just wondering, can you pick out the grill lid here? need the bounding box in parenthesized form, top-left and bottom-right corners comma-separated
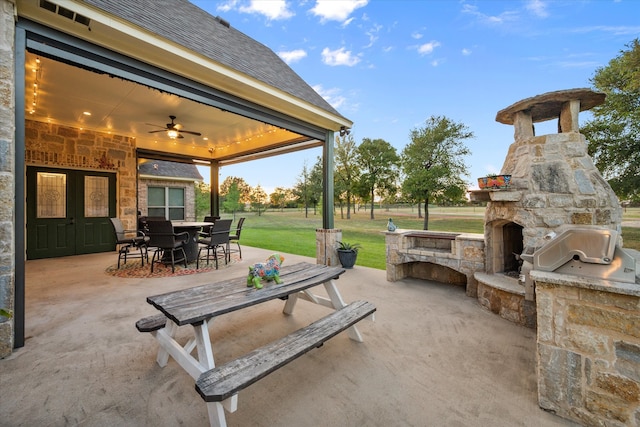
(533, 227, 637, 284)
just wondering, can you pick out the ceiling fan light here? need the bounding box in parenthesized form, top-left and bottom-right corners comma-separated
(167, 129, 179, 139)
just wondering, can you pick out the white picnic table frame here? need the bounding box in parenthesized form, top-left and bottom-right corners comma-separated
(143, 262, 364, 427)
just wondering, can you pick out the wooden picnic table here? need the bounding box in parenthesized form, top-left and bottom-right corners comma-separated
(138, 261, 374, 427)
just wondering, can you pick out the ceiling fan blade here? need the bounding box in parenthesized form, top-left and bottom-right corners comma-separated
(177, 134, 185, 139)
(178, 130, 202, 136)
(145, 123, 166, 128)
(148, 129, 167, 134)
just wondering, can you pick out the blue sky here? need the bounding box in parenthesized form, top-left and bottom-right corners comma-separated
(191, 0, 640, 195)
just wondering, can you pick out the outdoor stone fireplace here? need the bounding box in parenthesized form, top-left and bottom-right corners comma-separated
(387, 88, 639, 426)
(471, 88, 623, 327)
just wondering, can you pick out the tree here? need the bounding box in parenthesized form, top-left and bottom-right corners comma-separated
(334, 133, 359, 219)
(222, 181, 243, 219)
(401, 116, 473, 230)
(249, 185, 268, 216)
(220, 176, 251, 203)
(270, 187, 294, 211)
(194, 182, 210, 220)
(293, 162, 312, 217)
(356, 138, 399, 219)
(583, 39, 640, 202)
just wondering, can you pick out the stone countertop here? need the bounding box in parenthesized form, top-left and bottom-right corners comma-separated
(531, 269, 640, 297)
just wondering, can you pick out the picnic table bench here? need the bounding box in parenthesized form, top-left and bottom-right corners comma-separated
(137, 261, 375, 427)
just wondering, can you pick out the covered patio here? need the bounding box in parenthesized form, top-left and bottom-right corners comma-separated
(0, 247, 576, 426)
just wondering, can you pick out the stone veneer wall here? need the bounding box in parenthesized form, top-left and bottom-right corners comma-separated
(24, 120, 138, 229)
(0, 0, 16, 358)
(533, 270, 640, 426)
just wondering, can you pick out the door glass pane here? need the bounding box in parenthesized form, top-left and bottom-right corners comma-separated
(37, 172, 66, 218)
(84, 176, 109, 217)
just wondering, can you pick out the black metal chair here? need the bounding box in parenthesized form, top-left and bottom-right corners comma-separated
(109, 218, 149, 268)
(199, 216, 219, 238)
(227, 217, 245, 260)
(146, 220, 189, 273)
(196, 219, 232, 269)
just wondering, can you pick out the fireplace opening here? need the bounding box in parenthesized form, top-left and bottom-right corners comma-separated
(503, 223, 524, 277)
(488, 220, 523, 276)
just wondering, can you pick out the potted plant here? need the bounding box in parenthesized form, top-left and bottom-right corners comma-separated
(336, 241, 361, 269)
(477, 174, 511, 189)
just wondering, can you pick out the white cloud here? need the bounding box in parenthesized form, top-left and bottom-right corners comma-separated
(321, 47, 361, 66)
(417, 41, 441, 55)
(461, 3, 519, 26)
(238, 0, 294, 20)
(278, 49, 308, 64)
(412, 31, 423, 40)
(310, 0, 368, 23)
(525, 0, 549, 18)
(462, 48, 472, 56)
(312, 84, 347, 110)
(216, 0, 238, 13)
(364, 24, 383, 48)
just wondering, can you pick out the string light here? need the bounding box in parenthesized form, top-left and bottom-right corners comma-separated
(30, 58, 41, 114)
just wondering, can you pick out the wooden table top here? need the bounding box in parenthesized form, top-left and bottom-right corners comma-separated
(146, 262, 345, 326)
(171, 221, 214, 228)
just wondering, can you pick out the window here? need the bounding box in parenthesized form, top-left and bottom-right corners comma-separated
(148, 186, 185, 220)
(36, 172, 66, 218)
(84, 176, 109, 217)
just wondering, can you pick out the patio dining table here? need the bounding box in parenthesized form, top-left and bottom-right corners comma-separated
(170, 221, 213, 263)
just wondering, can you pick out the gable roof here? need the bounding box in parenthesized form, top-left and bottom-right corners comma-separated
(83, 0, 342, 118)
(138, 159, 204, 181)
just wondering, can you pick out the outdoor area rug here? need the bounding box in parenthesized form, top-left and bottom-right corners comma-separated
(105, 255, 241, 279)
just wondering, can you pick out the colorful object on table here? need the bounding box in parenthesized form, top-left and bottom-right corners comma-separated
(247, 253, 285, 289)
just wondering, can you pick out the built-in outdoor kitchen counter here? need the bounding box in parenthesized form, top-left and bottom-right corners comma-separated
(385, 229, 485, 297)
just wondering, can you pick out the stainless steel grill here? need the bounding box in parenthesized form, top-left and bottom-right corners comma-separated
(530, 227, 638, 284)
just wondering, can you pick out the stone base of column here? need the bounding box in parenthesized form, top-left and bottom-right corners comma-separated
(316, 228, 342, 266)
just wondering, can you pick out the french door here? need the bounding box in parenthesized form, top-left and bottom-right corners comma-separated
(26, 167, 117, 259)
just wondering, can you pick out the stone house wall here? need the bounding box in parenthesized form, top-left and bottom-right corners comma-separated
(0, 0, 16, 358)
(24, 120, 138, 229)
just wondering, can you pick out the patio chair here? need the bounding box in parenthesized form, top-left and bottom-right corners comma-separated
(227, 217, 245, 260)
(199, 215, 220, 237)
(196, 219, 232, 269)
(146, 220, 189, 273)
(109, 218, 150, 268)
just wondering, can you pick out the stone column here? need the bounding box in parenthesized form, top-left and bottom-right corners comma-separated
(316, 228, 341, 266)
(0, 0, 16, 358)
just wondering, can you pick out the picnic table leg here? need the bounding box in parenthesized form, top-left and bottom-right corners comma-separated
(323, 280, 364, 342)
(156, 320, 178, 367)
(282, 292, 299, 315)
(194, 320, 232, 427)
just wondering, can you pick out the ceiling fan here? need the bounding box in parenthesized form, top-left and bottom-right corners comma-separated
(147, 115, 202, 139)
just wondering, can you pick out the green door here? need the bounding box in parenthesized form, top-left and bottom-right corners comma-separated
(26, 167, 117, 259)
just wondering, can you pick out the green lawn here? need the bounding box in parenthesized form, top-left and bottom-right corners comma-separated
(227, 207, 639, 270)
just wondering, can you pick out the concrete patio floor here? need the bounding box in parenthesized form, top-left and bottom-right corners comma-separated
(0, 246, 578, 427)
